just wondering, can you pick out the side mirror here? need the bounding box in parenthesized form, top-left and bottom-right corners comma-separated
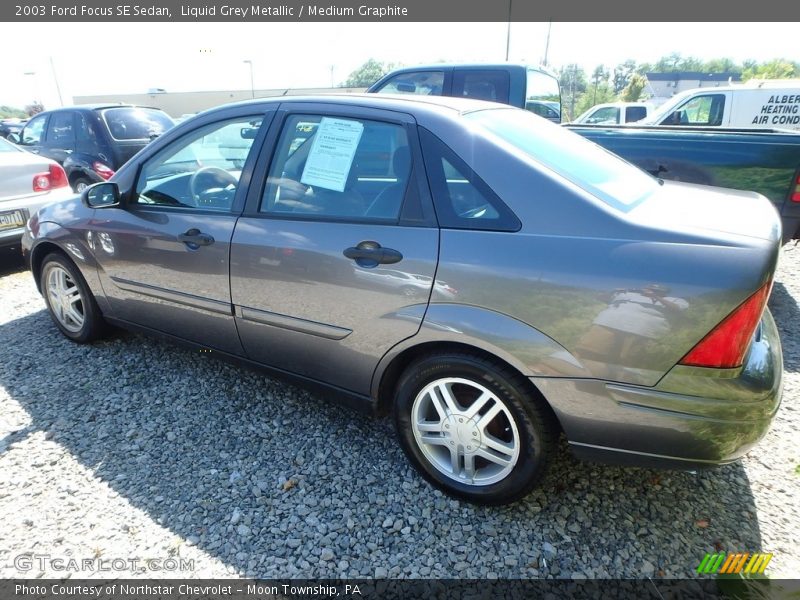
(396, 82, 417, 93)
(82, 182, 120, 208)
(7, 133, 20, 144)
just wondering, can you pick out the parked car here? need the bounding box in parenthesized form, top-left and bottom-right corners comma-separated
(22, 95, 782, 505)
(641, 82, 800, 130)
(11, 104, 174, 193)
(572, 102, 652, 125)
(372, 63, 800, 242)
(0, 118, 27, 140)
(0, 137, 73, 250)
(368, 63, 562, 123)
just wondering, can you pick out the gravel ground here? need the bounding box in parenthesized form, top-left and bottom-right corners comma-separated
(0, 245, 798, 580)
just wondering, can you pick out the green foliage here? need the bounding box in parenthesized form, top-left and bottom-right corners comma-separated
(341, 59, 395, 88)
(0, 105, 27, 119)
(742, 59, 799, 81)
(620, 74, 647, 102)
(25, 102, 45, 117)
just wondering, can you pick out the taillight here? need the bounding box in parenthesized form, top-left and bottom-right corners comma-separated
(92, 161, 115, 180)
(32, 164, 68, 192)
(679, 281, 772, 369)
(791, 173, 800, 203)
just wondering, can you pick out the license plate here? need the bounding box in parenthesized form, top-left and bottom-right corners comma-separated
(0, 209, 27, 230)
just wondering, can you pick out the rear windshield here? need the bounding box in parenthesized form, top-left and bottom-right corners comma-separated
(464, 108, 658, 210)
(101, 107, 173, 141)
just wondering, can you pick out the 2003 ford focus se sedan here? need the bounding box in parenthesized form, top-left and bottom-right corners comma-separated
(22, 95, 783, 505)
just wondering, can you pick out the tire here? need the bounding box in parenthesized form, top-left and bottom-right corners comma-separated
(393, 352, 556, 505)
(72, 177, 92, 193)
(40, 252, 107, 343)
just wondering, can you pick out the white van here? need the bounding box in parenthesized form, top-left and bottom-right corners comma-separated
(572, 102, 653, 125)
(643, 82, 800, 130)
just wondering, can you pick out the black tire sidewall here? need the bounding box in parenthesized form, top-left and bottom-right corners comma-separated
(394, 354, 549, 505)
(41, 253, 102, 343)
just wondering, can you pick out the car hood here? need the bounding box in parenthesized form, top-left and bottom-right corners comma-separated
(629, 180, 782, 244)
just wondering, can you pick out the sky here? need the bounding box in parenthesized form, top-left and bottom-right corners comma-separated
(0, 22, 798, 110)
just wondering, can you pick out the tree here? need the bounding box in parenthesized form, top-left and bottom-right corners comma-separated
(24, 102, 44, 117)
(575, 83, 616, 116)
(0, 105, 27, 119)
(591, 65, 610, 105)
(702, 57, 740, 74)
(342, 59, 394, 88)
(620, 74, 647, 102)
(742, 59, 798, 81)
(558, 64, 588, 121)
(613, 59, 637, 94)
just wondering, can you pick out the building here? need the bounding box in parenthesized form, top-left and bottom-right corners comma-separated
(73, 87, 367, 118)
(644, 72, 742, 106)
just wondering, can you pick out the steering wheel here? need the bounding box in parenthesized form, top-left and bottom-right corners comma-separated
(188, 166, 238, 206)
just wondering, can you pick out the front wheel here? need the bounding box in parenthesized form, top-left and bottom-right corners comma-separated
(393, 352, 556, 505)
(72, 177, 92, 194)
(40, 253, 107, 343)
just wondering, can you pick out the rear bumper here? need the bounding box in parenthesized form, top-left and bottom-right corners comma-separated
(533, 309, 783, 469)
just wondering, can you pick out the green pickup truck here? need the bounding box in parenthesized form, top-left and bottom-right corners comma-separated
(369, 63, 800, 242)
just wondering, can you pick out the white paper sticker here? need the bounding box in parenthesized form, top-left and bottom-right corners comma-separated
(300, 118, 364, 192)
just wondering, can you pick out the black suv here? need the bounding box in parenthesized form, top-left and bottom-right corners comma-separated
(13, 105, 174, 192)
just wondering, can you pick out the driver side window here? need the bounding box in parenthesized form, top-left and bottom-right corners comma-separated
(135, 117, 260, 211)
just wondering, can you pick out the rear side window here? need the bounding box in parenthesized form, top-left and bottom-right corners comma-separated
(76, 114, 101, 154)
(453, 70, 510, 104)
(373, 71, 445, 96)
(625, 106, 648, 123)
(101, 107, 173, 140)
(419, 127, 520, 231)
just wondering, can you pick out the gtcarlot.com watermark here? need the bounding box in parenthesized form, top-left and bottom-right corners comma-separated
(13, 553, 195, 573)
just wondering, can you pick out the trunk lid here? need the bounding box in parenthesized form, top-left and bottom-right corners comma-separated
(629, 180, 782, 244)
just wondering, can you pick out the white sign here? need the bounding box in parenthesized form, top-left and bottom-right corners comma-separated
(301, 118, 364, 192)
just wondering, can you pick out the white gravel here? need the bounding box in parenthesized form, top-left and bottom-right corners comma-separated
(0, 245, 798, 579)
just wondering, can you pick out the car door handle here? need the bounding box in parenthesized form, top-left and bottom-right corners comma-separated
(343, 241, 403, 265)
(178, 228, 214, 247)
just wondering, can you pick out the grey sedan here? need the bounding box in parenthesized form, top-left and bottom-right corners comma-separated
(0, 137, 74, 250)
(21, 95, 783, 505)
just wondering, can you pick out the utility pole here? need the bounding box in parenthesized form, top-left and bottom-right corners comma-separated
(505, 0, 512, 61)
(543, 21, 552, 66)
(49, 57, 64, 106)
(243, 60, 254, 99)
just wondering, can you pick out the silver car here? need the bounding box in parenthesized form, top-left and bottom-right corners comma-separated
(22, 95, 783, 505)
(0, 137, 74, 250)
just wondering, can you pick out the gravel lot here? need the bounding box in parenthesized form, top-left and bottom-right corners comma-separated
(0, 245, 798, 580)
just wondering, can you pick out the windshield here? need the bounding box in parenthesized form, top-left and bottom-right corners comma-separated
(465, 108, 658, 210)
(101, 107, 174, 140)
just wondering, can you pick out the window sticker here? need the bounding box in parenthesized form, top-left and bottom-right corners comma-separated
(300, 117, 364, 192)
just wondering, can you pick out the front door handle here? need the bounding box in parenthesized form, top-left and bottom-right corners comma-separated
(178, 228, 214, 248)
(343, 241, 403, 267)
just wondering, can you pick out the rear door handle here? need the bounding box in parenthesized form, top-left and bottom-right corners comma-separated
(343, 241, 403, 266)
(178, 228, 215, 248)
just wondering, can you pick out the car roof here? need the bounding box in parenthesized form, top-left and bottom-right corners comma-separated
(35, 104, 162, 115)
(379, 62, 535, 72)
(197, 93, 511, 120)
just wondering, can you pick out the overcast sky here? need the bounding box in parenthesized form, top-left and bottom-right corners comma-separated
(1, 22, 798, 109)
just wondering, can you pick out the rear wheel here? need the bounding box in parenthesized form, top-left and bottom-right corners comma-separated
(393, 352, 556, 505)
(40, 253, 107, 343)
